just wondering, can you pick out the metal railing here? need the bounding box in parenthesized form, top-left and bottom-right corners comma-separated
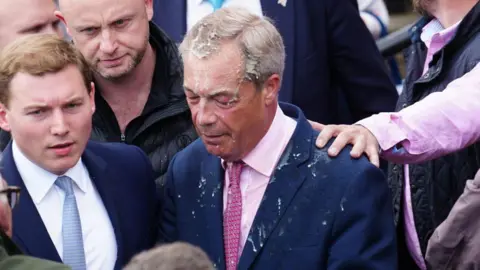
(376, 23, 413, 58)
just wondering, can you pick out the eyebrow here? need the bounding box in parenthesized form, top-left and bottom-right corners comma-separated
(19, 22, 46, 34)
(23, 96, 84, 111)
(65, 97, 84, 104)
(23, 104, 49, 112)
(107, 12, 135, 24)
(21, 15, 61, 32)
(74, 11, 135, 30)
(184, 87, 196, 94)
(73, 22, 99, 32)
(184, 87, 236, 98)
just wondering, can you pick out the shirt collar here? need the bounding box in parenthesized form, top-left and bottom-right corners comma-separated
(222, 105, 295, 177)
(12, 140, 88, 204)
(420, 18, 462, 45)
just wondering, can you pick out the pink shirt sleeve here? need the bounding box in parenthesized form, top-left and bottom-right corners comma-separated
(358, 62, 480, 164)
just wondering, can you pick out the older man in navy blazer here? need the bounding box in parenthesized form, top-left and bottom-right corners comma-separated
(152, 0, 398, 124)
(159, 8, 397, 270)
(0, 35, 157, 270)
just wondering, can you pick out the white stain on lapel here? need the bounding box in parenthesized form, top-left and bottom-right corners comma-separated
(278, 0, 287, 7)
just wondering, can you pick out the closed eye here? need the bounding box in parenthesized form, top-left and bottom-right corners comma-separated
(215, 98, 237, 108)
(187, 95, 200, 102)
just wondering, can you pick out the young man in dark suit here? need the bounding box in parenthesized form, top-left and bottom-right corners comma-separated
(0, 34, 157, 270)
(159, 8, 397, 270)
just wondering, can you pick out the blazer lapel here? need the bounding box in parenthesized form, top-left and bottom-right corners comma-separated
(197, 156, 226, 269)
(261, 0, 295, 103)
(238, 105, 313, 270)
(1, 143, 61, 262)
(81, 144, 124, 269)
(152, 0, 187, 43)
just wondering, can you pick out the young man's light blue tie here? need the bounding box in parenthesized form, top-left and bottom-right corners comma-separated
(207, 0, 224, 10)
(56, 176, 87, 270)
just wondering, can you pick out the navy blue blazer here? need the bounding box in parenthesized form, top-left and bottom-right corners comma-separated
(152, 0, 398, 124)
(159, 103, 397, 269)
(1, 141, 158, 269)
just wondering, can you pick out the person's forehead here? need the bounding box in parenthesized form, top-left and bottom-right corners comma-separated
(9, 66, 86, 103)
(185, 43, 244, 75)
(59, 0, 140, 17)
(0, 0, 56, 26)
(186, 57, 243, 89)
(184, 59, 242, 89)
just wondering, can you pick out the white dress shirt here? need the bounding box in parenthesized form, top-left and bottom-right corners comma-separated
(187, 0, 263, 30)
(12, 141, 117, 270)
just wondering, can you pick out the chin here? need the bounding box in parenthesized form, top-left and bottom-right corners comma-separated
(204, 144, 229, 158)
(205, 144, 222, 156)
(207, 147, 240, 162)
(96, 64, 130, 79)
(100, 70, 129, 80)
(48, 166, 73, 175)
(49, 157, 80, 175)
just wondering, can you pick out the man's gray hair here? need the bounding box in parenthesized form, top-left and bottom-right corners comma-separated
(179, 7, 285, 88)
(123, 242, 214, 270)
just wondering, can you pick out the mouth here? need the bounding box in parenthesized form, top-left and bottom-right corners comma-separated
(48, 142, 75, 157)
(102, 56, 123, 61)
(201, 133, 226, 146)
(202, 133, 224, 138)
(100, 56, 125, 67)
(49, 142, 74, 149)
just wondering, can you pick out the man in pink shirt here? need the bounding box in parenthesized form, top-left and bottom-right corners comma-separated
(158, 7, 397, 270)
(315, 0, 480, 269)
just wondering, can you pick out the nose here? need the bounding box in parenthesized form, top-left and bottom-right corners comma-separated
(99, 30, 117, 55)
(50, 110, 69, 137)
(196, 100, 217, 127)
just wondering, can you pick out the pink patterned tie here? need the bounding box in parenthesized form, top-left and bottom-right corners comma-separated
(224, 161, 244, 270)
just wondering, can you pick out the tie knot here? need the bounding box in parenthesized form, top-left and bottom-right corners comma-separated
(207, 0, 224, 10)
(227, 161, 244, 186)
(230, 160, 244, 168)
(55, 176, 74, 196)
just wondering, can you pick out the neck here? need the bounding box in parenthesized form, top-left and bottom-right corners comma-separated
(95, 44, 156, 100)
(432, 0, 477, 27)
(237, 103, 277, 161)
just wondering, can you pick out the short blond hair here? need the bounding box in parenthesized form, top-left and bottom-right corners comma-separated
(0, 34, 92, 107)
